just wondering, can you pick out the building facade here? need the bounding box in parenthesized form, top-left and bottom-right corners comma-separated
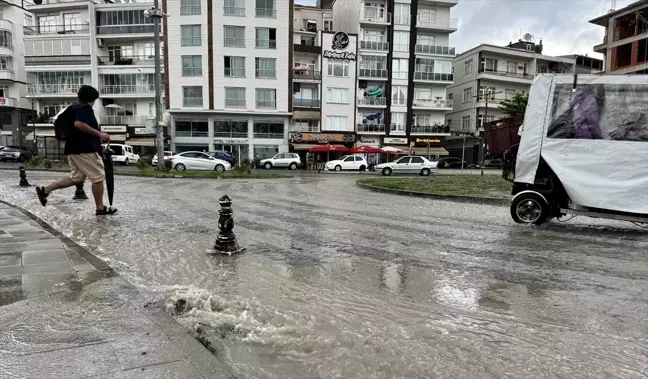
(0, 0, 33, 147)
(24, 0, 162, 156)
(164, 0, 291, 162)
(591, 0, 648, 74)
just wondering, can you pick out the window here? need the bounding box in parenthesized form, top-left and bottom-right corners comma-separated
(138, 43, 155, 58)
(327, 88, 349, 103)
(256, 0, 276, 17)
(414, 88, 431, 102)
(461, 116, 471, 131)
(254, 145, 279, 159)
(327, 60, 349, 77)
(478, 115, 496, 127)
(214, 120, 248, 138)
(463, 87, 472, 103)
(255, 58, 276, 78)
(393, 31, 409, 52)
(107, 45, 133, 61)
(0, 56, 10, 70)
(324, 20, 332, 31)
(435, 60, 452, 74)
(0, 85, 8, 98)
(183, 86, 203, 107)
(481, 58, 497, 72)
(224, 0, 245, 16)
(396, 157, 410, 164)
(63, 13, 83, 31)
(0, 31, 11, 49)
(410, 157, 424, 164)
(325, 116, 348, 131)
(506, 61, 517, 74)
(505, 89, 515, 100)
(392, 86, 407, 105)
(255, 28, 276, 49)
(256, 88, 276, 109)
(24, 14, 34, 27)
(181, 25, 201, 46)
(360, 55, 387, 70)
(225, 87, 246, 107)
(253, 121, 283, 138)
(224, 56, 245, 77)
(37, 15, 57, 33)
(181, 0, 201, 15)
(363, 30, 385, 42)
(392, 58, 408, 79)
(394, 4, 410, 25)
(479, 86, 496, 100)
(181, 56, 202, 76)
(224, 26, 245, 47)
(447, 93, 453, 100)
(417, 34, 434, 46)
(391, 112, 406, 132)
(464, 59, 472, 74)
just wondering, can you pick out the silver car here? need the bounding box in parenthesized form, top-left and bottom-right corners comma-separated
(375, 156, 438, 176)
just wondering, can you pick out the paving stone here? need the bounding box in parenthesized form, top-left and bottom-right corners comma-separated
(22, 239, 66, 251)
(0, 252, 20, 267)
(169, 333, 237, 379)
(22, 249, 70, 265)
(21, 272, 77, 298)
(112, 333, 186, 371)
(123, 361, 204, 379)
(0, 275, 23, 306)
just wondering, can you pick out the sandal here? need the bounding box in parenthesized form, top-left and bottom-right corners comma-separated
(36, 186, 48, 206)
(96, 206, 118, 216)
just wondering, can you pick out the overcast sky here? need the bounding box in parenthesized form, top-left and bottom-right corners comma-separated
(296, 0, 636, 57)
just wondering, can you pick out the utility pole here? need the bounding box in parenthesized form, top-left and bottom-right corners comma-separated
(476, 90, 503, 168)
(145, 2, 164, 170)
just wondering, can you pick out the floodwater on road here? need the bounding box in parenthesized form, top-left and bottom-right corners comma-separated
(1, 172, 647, 379)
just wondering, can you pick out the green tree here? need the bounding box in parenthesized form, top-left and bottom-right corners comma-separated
(499, 91, 528, 118)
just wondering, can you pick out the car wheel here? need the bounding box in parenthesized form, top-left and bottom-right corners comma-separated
(214, 164, 225, 173)
(289, 162, 298, 170)
(421, 168, 431, 176)
(334, 165, 342, 172)
(264, 162, 272, 170)
(510, 192, 549, 225)
(175, 163, 186, 171)
(382, 167, 392, 176)
(359, 165, 366, 172)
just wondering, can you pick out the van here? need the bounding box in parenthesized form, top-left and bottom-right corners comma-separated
(103, 144, 140, 166)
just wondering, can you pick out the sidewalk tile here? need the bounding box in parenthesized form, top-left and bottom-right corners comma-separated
(123, 361, 203, 379)
(169, 333, 236, 379)
(0, 252, 20, 267)
(112, 334, 185, 370)
(22, 249, 70, 265)
(21, 272, 77, 297)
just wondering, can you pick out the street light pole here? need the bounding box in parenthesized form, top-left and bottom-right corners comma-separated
(146, 2, 164, 170)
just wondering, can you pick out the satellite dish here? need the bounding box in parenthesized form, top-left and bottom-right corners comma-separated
(523, 33, 534, 42)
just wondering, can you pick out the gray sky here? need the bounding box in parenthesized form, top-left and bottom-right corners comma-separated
(296, 0, 635, 57)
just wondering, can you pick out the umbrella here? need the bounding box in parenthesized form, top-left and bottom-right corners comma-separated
(309, 144, 349, 153)
(349, 145, 384, 154)
(382, 146, 408, 155)
(103, 143, 115, 207)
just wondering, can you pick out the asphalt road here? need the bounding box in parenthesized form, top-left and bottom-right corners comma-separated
(1, 171, 646, 379)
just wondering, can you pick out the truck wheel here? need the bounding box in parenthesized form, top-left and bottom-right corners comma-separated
(511, 193, 549, 225)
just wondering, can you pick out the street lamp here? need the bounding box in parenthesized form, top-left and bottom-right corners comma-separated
(144, 3, 165, 170)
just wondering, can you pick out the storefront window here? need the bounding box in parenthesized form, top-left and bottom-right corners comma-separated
(175, 144, 209, 152)
(253, 121, 283, 139)
(214, 120, 248, 138)
(214, 143, 250, 163)
(175, 120, 208, 137)
(253, 145, 279, 159)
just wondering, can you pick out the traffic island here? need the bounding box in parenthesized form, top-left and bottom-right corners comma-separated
(357, 176, 512, 205)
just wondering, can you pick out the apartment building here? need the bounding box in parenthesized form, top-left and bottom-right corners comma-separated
(330, 0, 457, 156)
(446, 40, 575, 133)
(0, 0, 32, 147)
(24, 0, 163, 156)
(164, 0, 291, 163)
(591, 0, 648, 74)
(559, 54, 604, 74)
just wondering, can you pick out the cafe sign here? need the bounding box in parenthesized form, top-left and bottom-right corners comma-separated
(290, 132, 355, 143)
(213, 138, 249, 145)
(101, 125, 127, 133)
(384, 137, 408, 145)
(323, 32, 356, 61)
(412, 137, 445, 146)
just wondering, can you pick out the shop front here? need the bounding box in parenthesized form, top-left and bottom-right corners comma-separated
(409, 137, 449, 160)
(126, 125, 160, 157)
(289, 132, 355, 167)
(213, 137, 249, 164)
(100, 125, 127, 144)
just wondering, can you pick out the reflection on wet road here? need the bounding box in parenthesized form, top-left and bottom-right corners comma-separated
(1, 172, 647, 379)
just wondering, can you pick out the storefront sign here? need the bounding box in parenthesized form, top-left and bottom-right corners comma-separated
(358, 135, 380, 145)
(290, 132, 355, 143)
(133, 127, 155, 135)
(323, 31, 356, 61)
(412, 137, 445, 147)
(213, 138, 249, 145)
(323, 50, 356, 60)
(101, 125, 127, 133)
(384, 137, 408, 145)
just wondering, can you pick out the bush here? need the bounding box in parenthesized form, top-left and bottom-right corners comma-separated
(136, 158, 148, 171)
(43, 159, 53, 169)
(232, 163, 252, 175)
(163, 159, 172, 172)
(26, 156, 41, 168)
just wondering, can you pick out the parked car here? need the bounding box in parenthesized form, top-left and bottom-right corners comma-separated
(436, 157, 467, 169)
(168, 151, 231, 172)
(324, 155, 368, 172)
(207, 150, 236, 166)
(376, 156, 438, 176)
(0, 147, 33, 162)
(260, 153, 301, 170)
(152, 151, 175, 166)
(103, 144, 140, 166)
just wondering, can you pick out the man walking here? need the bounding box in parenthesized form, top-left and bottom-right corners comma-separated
(36, 85, 117, 215)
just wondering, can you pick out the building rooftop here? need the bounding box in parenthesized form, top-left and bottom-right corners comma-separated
(589, 0, 648, 25)
(455, 43, 575, 65)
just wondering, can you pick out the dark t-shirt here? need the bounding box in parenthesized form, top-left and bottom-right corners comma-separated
(64, 103, 101, 155)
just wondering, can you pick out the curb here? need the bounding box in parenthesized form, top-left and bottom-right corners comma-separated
(0, 167, 290, 180)
(356, 182, 510, 206)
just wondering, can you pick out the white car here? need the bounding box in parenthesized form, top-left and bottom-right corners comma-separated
(260, 153, 301, 170)
(375, 156, 438, 176)
(152, 151, 175, 166)
(104, 144, 140, 165)
(168, 151, 231, 172)
(325, 155, 368, 172)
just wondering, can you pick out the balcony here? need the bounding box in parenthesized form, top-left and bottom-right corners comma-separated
(294, 41, 320, 54)
(357, 97, 387, 107)
(256, 8, 276, 18)
(593, 36, 607, 53)
(27, 84, 83, 97)
(293, 97, 321, 108)
(99, 84, 157, 97)
(412, 98, 453, 110)
(413, 72, 454, 83)
(256, 100, 277, 109)
(97, 24, 159, 36)
(416, 17, 458, 32)
(415, 44, 456, 56)
(359, 40, 389, 51)
(477, 68, 533, 82)
(0, 69, 15, 81)
(357, 123, 386, 134)
(290, 124, 319, 132)
(97, 55, 159, 67)
(26, 55, 92, 66)
(256, 69, 276, 79)
(256, 40, 277, 49)
(293, 69, 321, 81)
(24, 23, 90, 35)
(0, 97, 18, 107)
(101, 115, 151, 125)
(358, 68, 389, 80)
(360, 11, 391, 25)
(223, 6, 245, 16)
(0, 19, 14, 33)
(410, 125, 451, 134)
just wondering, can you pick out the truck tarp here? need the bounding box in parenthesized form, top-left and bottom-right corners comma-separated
(483, 117, 522, 155)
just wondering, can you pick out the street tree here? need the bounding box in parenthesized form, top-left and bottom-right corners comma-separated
(499, 91, 529, 117)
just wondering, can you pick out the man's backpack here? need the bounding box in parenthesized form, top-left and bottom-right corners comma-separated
(54, 102, 89, 141)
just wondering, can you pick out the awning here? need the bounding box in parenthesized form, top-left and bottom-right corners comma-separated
(126, 137, 155, 146)
(291, 143, 318, 151)
(411, 147, 449, 156)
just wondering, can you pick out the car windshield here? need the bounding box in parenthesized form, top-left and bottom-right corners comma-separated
(3, 148, 17, 152)
(110, 146, 124, 155)
(338, 155, 350, 161)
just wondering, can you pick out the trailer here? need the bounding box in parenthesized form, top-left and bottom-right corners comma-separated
(483, 116, 522, 156)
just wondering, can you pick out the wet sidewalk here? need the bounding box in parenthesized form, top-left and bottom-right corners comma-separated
(0, 201, 234, 379)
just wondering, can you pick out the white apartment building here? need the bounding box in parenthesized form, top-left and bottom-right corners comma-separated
(24, 0, 163, 156)
(446, 41, 575, 133)
(165, 0, 291, 162)
(0, 0, 32, 147)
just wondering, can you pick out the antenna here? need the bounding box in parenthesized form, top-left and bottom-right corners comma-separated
(523, 33, 534, 42)
(608, 0, 616, 12)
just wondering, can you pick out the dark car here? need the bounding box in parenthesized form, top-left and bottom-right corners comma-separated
(208, 150, 236, 166)
(436, 157, 467, 169)
(0, 147, 33, 162)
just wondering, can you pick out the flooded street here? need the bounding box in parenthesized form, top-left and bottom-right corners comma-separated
(1, 171, 647, 379)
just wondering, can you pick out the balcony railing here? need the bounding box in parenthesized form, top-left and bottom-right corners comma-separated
(225, 98, 245, 107)
(358, 68, 389, 79)
(357, 97, 387, 106)
(101, 115, 151, 125)
(0, 97, 17, 107)
(224, 38, 245, 47)
(359, 41, 389, 51)
(412, 98, 453, 109)
(256, 8, 276, 18)
(97, 24, 158, 35)
(293, 97, 321, 108)
(99, 84, 157, 95)
(97, 55, 160, 66)
(357, 123, 386, 133)
(410, 125, 451, 134)
(0, 69, 15, 80)
(182, 37, 202, 46)
(293, 69, 321, 80)
(290, 124, 320, 132)
(477, 68, 533, 79)
(413, 72, 454, 82)
(180, 5, 201, 15)
(256, 39, 277, 49)
(254, 132, 283, 139)
(24, 23, 90, 35)
(361, 11, 391, 24)
(416, 17, 458, 30)
(224, 6, 245, 16)
(415, 44, 456, 56)
(256, 100, 277, 109)
(27, 84, 83, 96)
(224, 68, 245, 77)
(256, 69, 276, 79)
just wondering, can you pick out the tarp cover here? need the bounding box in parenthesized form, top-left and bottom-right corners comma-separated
(516, 74, 648, 214)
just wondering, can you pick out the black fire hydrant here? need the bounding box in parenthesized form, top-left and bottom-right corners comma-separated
(73, 183, 88, 200)
(19, 166, 30, 187)
(213, 195, 244, 255)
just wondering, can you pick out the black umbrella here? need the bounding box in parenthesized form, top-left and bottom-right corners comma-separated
(103, 143, 115, 207)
